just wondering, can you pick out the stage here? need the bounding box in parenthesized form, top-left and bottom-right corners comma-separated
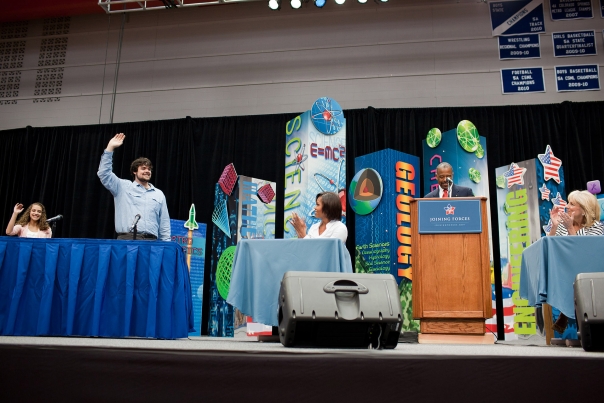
(1, 334, 602, 402)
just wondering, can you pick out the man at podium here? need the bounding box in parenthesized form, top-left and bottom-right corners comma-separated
(424, 162, 474, 198)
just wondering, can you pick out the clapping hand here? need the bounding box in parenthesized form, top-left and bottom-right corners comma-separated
(558, 209, 574, 229)
(290, 212, 307, 238)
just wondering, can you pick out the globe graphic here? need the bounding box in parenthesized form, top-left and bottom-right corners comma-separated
(475, 143, 485, 159)
(457, 120, 480, 152)
(469, 168, 481, 183)
(310, 97, 345, 135)
(216, 245, 237, 300)
(348, 168, 383, 215)
(426, 128, 442, 148)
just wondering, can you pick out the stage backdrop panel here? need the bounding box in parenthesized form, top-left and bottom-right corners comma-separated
(170, 217, 206, 337)
(284, 97, 347, 239)
(208, 175, 276, 338)
(351, 148, 420, 332)
(422, 121, 494, 332)
(494, 148, 568, 340)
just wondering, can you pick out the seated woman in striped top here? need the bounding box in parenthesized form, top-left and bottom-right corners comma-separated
(548, 190, 603, 332)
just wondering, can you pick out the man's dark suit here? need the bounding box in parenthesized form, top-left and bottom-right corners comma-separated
(424, 185, 474, 198)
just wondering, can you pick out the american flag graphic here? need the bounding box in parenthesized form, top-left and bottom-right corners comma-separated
(503, 162, 527, 187)
(538, 145, 562, 183)
(543, 219, 553, 234)
(551, 192, 567, 209)
(539, 184, 551, 200)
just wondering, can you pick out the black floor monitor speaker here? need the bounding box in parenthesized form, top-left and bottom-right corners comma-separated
(574, 273, 604, 351)
(278, 271, 402, 348)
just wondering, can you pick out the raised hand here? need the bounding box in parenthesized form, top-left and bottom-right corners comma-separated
(106, 133, 126, 152)
(13, 203, 24, 214)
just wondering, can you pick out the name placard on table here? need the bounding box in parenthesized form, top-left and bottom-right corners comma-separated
(555, 64, 600, 91)
(418, 199, 482, 234)
(501, 67, 545, 94)
(552, 30, 597, 57)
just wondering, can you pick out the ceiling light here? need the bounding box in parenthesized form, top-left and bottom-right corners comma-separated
(268, 0, 281, 10)
(335, 0, 346, 4)
(291, 0, 302, 8)
(315, 0, 326, 8)
(358, 0, 368, 3)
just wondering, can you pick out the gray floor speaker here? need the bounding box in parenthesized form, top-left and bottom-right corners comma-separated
(574, 272, 604, 351)
(278, 271, 402, 348)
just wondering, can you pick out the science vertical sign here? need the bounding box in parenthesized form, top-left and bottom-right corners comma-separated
(284, 97, 346, 239)
(501, 67, 545, 93)
(555, 65, 600, 91)
(550, 0, 593, 20)
(490, 0, 545, 36)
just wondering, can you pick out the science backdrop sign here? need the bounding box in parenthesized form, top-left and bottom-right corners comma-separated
(284, 97, 347, 239)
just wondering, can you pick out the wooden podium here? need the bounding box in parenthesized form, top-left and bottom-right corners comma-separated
(411, 197, 493, 343)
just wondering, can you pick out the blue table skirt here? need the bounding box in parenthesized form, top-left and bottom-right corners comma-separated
(227, 238, 353, 327)
(520, 236, 604, 319)
(0, 237, 193, 339)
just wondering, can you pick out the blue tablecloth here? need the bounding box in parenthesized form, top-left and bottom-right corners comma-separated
(226, 238, 353, 327)
(519, 236, 604, 319)
(0, 237, 193, 339)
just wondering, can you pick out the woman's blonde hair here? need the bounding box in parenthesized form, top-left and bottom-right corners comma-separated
(568, 190, 601, 228)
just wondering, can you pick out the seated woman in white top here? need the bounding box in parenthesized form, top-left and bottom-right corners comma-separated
(290, 192, 347, 243)
(547, 190, 602, 332)
(5, 202, 52, 238)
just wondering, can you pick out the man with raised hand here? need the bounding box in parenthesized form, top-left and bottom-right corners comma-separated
(98, 133, 170, 241)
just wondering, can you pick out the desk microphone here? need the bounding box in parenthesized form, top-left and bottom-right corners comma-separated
(446, 177, 453, 192)
(129, 214, 141, 232)
(46, 214, 63, 224)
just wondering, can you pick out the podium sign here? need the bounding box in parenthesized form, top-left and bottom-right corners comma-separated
(418, 199, 482, 234)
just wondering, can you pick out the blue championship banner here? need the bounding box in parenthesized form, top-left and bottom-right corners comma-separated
(418, 199, 482, 234)
(498, 34, 541, 59)
(501, 67, 545, 94)
(490, 0, 545, 36)
(555, 64, 600, 91)
(552, 30, 597, 57)
(550, 0, 593, 20)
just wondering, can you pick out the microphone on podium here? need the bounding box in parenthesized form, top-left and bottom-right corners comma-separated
(446, 177, 453, 192)
(46, 214, 63, 224)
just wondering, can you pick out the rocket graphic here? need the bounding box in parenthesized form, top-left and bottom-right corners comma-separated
(184, 204, 199, 270)
(185, 204, 199, 231)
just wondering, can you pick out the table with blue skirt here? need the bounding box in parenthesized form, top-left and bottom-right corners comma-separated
(520, 235, 604, 320)
(0, 237, 193, 339)
(226, 238, 353, 327)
